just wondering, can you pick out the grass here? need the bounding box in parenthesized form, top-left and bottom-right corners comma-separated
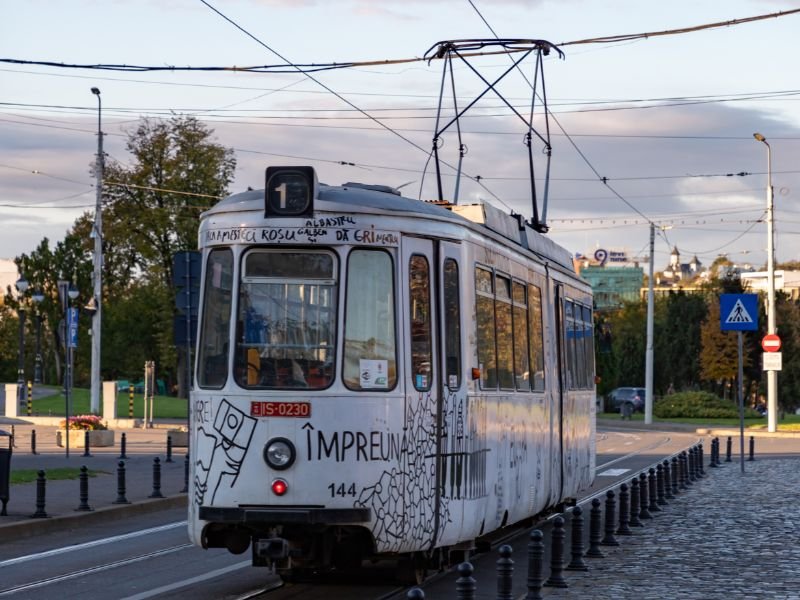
(11, 467, 108, 485)
(26, 385, 188, 419)
(599, 411, 800, 431)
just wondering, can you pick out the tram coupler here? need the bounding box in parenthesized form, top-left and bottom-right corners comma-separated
(253, 536, 290, 567)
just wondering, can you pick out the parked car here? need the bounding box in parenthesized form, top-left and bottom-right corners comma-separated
(606, 387, 645, 413)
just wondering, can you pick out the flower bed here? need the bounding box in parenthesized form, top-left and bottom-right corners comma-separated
(57, 414, 114, 447)
(61, 415, 108, 431)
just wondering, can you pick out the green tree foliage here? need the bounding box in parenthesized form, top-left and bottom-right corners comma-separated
(97, 115, 236, 291)
(654, 290, 707, 392)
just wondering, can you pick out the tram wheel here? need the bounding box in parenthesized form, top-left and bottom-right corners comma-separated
(395, 553, 428, 585)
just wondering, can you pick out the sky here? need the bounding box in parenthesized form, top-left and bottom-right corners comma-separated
(2, 0, 800, 272)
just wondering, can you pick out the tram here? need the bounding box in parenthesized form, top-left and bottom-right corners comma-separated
(188, 165, 596, 578)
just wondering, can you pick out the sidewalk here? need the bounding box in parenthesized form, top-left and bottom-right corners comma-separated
(0, 420, 187, 541)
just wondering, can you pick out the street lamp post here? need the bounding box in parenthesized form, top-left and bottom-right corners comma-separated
(14, 276, 28, 408)
(32, 289, 44, 384)
(64, 282, 80, 458)
(90, 87, 104, 414)
(754, 132, 778, 433)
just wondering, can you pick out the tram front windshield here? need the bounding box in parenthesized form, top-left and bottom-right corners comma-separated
(235, 250, 337, 389)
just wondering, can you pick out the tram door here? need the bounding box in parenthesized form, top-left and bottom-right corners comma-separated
(552, 284, 566, 502)
(401, 237, 442, 542)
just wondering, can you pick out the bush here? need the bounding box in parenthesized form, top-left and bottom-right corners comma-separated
(60, 415, 108, 431)
(654, 391, 761, 419)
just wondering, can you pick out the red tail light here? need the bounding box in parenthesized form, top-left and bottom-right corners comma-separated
(271, 479, 288, 496)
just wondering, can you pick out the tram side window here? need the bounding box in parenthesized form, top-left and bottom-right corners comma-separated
(495, 274, 514, 389)
(475, 266, 497, 389)
(512, 281, 529, 391)
(443, 259, 461, 389)
(575, 305, 586, 388)
(235, 250, 337, 390)
(409, 255, 433, 391)
(344, 250, 397, 391)
(198, 249, 233, 389)
(528, 284, 545, 392)
(583, 305, 595, 386)
(565, 300, 576, 390)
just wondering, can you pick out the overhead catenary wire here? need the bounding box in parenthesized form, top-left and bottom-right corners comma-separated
(3, 6, 798, 74)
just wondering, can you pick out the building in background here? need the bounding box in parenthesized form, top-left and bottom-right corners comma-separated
(575, 247, 644, 310)
(741, 270, 800, 301)
(0, 259, 18, 303)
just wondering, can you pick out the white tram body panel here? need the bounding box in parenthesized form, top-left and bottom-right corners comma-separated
(188, 169, 595, 569)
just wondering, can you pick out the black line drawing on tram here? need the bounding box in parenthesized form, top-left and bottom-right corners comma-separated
(188, 38, 595, 580)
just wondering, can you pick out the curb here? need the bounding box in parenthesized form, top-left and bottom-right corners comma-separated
(0, 495, 187, 543)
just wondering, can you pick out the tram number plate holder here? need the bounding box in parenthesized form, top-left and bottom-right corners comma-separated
(251, 401, 311, 418)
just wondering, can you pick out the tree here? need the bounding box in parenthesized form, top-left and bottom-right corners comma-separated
(100, 115, 236, 291)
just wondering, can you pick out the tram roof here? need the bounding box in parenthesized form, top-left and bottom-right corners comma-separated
(206, 183, 575, 272)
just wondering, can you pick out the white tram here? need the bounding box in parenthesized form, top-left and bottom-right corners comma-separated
(189, 165, 596, 576)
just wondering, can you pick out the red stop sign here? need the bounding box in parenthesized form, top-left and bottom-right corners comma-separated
(762, 334, 781, 352)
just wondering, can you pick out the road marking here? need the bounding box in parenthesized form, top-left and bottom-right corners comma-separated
(119, 560, 253, 600)
(0, 521, 186, 568)
(0, 545, 191, 596)
(597, 468, 630, 477)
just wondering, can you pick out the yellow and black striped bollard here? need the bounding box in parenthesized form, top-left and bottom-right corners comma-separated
(27, 380, 32, 416)
(129, 384, 134, 418)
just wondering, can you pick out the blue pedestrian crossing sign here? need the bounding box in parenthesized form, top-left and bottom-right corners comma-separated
(720, 294, 758, 331)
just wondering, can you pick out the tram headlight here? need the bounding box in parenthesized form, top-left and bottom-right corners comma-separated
(264, 437, 296, 471)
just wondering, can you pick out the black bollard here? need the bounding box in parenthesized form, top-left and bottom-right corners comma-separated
(76, 465, 93, 511)
(749, 436, 755, 461)
(694, 445, 702, 479)
(455, 561, 476, 600)
(725, 436, 732, 462)
(656, 464, 668, 506)
(166, 435, 174, 463)
(31, 429, 37, 455)
(30, 470, 48, 518)
(710, 438, 719, 468)
(566, 506, 588, 570)
(585, 499, 605, 557)
(698, 442, 706, 476)
(600, 491, 619, 546)
(82, 429, 92, 458)
(10, 425, 15, 448)
(688, 448, 697, 482)
(628, 478, 642, 527)
(496, 545, 514, 599)
(119, 432, 128, 460)
(113, 461, 131, 504)
(407, 589, 425, 600)
(616, 483, 632, 536)
(638, 473, 652, 519)
(149, 457, 165, 498)
(526, 529, 546, 599)
(180, 452, 189, 493)
(671, 456, 680, 495)
(544, 516, 568, 587)
(647, 468, 660, 512)
(663, 460, 675, 500)
(681, 452, 691, 488)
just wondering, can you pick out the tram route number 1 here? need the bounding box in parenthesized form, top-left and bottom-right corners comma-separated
(328, 483, 357, 498)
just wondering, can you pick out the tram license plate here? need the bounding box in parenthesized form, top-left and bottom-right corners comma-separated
(251, 401, 311, 418)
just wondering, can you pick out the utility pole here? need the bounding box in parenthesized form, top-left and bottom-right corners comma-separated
(90, 87, 103, 414)
(645, 222, 655, 424)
